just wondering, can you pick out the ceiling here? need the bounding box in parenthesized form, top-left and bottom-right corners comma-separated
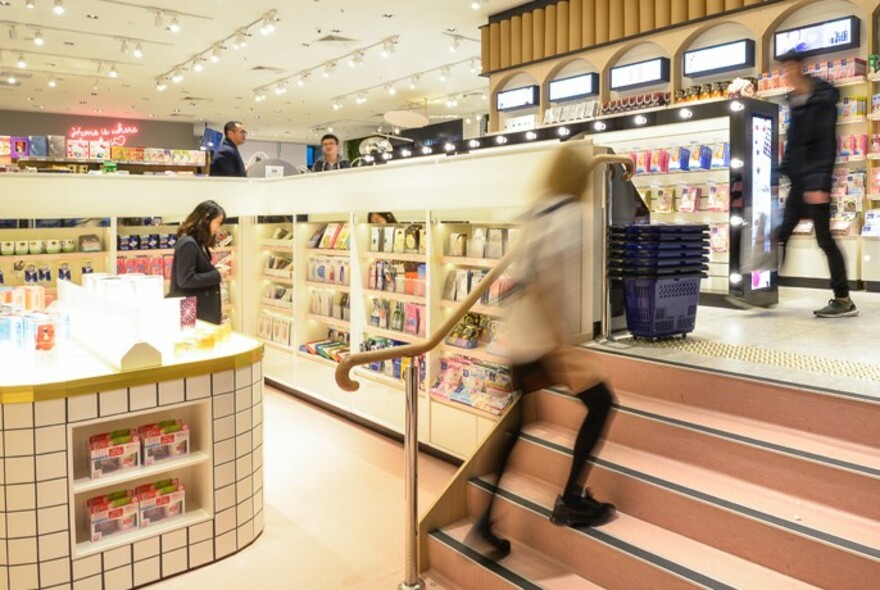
(0, 0, 526, 143)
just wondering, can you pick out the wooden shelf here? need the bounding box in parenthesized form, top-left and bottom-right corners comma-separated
(835, 156, 867, 165)
(869, 112, 880, 121)
(363, 326, 424, 344)
(868, 194, 880, 201)
(0, 251, 107, 262)
(430, 395, 504, 421)
(73, 452, 210, 494)
(835, 76, 868, 88)
(306, 248, 350, 257)
(441, 256, 500, 268)
(869, 73, 880, 82)
(261, 273, 293, 284)
(307, 313, 350, 330)
(261, 300, 293, 313)
(305, 281, 350, 293)
(867, 153, 880, 161)
(363, 251, 426, 263)
(439, 300, 505, 316)
(363, 289, 426, 304)
(75, 509, 211, 559)
(838, 117, 867, 126)
(296, 350, 339, 368)
(439, 343, 508, 365)
(355, 367, 404, 391)
(633, 168, 728, 181)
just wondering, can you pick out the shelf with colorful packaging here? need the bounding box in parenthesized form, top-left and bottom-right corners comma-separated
(253, 218, 295, 356)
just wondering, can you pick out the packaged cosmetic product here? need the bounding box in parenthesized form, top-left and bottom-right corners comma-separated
(47, 135, 66, 159)
(678, 185, 698, 213)
(636, 150, 651, 175)
(449, 233, 467, 257)
(88, 491, 138, 542)
(651, 149, 671, 174)
(10, 136, 29, 160)
(335, 223, 351, 250)
(136, 479, 185, 529)
(89, 430, 140, 479)
(318, 223, 340, 249)
(90, 140, 110, 160)
(393, 227, 406, 253)
(416, 264, 427, 297)
(28, 136, 48, 157)
(486, 228, 504, 259)
(419, 228, 427, 255)
(370, 227, 382, 251)
(405, 303, 420, 335)
(710, 224, 729, 253)
(707, 182, 730, 212)
(380, 226, 394, 253)
(468, 228, 487, 258)
(404, 225, 420, 254)
(456, 270, 471, 301)
(442, 271, 458, 301)
(307, 225, 325, 248)
(652, 185, 674, 213)
(139, 420, 190, 466)
(67, 139, 90, 159)
(711, 143, 730, 169)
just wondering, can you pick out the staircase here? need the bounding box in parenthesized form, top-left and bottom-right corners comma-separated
(421, 350, 880, 589)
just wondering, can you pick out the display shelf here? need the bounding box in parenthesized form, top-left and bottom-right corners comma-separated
(756, 87, 790, 98)
(260, 239, 294, 250)
(869, 73, 880, 83)
(305, 280, 350, 293)
(262, 339, 295, 353)
(430, 395, 504, 422)
(0, 251, 106, 262)
(441, 256, 500, 269)
(363, 289, 426, 304)
(867, 153, 880, 161)
(261, 300, 292, 313)
(17, 157, 205, 167)
(363, 251, 426, 263)
(73, 452, 210, 494)
(363, 326, 424, 344)
(835, 155, 867, 164)
(117, 246, 235, 258)
(870, 113, 880, 121)
(757, 78, 866, 99)
(838, 117, 867, 126)
(306, 248, 350, 257)
(439, 343, 508, 365)
(355, 367, 405, 391)
(75, 509, 211, 559)
(835, 76, 868, 88)
(307, 313, 350, 330)
(261, 273, 293, 284)
(296, 350, 339, 368)
(633, 168, 729, 181)
(439, 299, 505, 316)
(868, 194, 880, 201)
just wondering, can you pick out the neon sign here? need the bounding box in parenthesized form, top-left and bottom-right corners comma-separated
(68, 122, 140, 146)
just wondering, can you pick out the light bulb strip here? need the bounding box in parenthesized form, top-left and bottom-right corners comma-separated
(1, 48, 137, 66)
(252, 35, 400, 96)
(0, 20, 172, 47)
(155, 10, 280, 84)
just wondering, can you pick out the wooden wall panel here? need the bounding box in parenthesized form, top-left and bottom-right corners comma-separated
(557, 1, 570, 54)
(569, 0, 583, 50)
(725, 0, 744, 9)
(582, 0, 596, 47)
(743, 0, 762, 5)
(688, 0, 706, 19)
(656, 0, 671, 28)
(608, 0, 624, 41)
(595, 0, 609, 44)
(480, 26, 489, 75)
(545, 4, 558, 57)
(522, 12, 534, 63)
(489, 22, 501, 72)
(624, 0, 640, 37)
(671, 0, 688, 24)
(639, 0, 655, 33)
(500, 19, 511, 69)
(709, 0, 727, 15)
(533, 8, 546, 60)
(511, 15, 522, 66)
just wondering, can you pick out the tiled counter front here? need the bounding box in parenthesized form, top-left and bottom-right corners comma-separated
(0, 361, 264, 590)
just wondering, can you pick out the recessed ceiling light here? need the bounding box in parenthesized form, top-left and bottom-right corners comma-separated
(0, 1, 12, 6)
(383, 13, 393, 18)
(53, 0, 64, 16)
(86, 14, 99, 20)
(78, 100, 86, 104)
(64, 41, 74, 46)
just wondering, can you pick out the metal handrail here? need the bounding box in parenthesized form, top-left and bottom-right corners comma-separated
(332, 152, 633, 590)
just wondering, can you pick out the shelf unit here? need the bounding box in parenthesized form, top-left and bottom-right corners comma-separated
(364, 325, 424, 344)
(296, 349, 339, 368)
(307, 313, 351, 330)
(439, 343, 508, 365)
(363, 251, 427, 263)
(440, 256, 501, 268)
(363, 289, 427, 304)
(73, 452, 211, 494)
(438, 299, 504, 316)
(305, 280, 350, 293)
(307, 248, 350, 257)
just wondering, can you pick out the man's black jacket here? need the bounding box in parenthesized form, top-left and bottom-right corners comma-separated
(780, 77, 839, 193)
(210, 138, 247, 177)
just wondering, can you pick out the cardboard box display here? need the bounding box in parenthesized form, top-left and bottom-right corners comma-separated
(87, 491, 138, 541)
(136, 479, 185, 528)
(139, 420, 190, 465)
(67, 139, 90, 159)
(89, 430, 140, 479)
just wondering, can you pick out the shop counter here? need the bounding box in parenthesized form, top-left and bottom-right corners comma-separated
(0, 334, 264, 590)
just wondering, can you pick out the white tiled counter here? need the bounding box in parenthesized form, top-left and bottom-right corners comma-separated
(0, 335, 264, 590)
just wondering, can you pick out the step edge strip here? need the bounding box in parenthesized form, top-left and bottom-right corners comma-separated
(469, 477, 733, 590)
(429, 529, 544, 590)
(518, 431, 880, 562)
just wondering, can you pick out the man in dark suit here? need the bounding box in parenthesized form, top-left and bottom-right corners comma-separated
(210, 121, 247, 177)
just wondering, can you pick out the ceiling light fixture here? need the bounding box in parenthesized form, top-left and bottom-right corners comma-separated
(355, 92, 367, 105)
(439, 66, 451, 82)
(408, 75, 419, 90)
(297, 74, 308, 87)
(26, 0, 36, 8)
(232, 30, 247, 49)
(7, 74, 17, 85)
(274, 82, 287, 95)
(16, 54, 26, 69)
(171, 68, 183, 83)
(48, 75, 56, 88)
(348, 51, 365, 67)
(96, 62, 104, 75)
(193, 60, 204, 73)
(469, 58, 480, 74)
(260, 12, 276, 36)
(385, 83, 396, 96)
(381, 39, 396, 58)
(108, 64, 119, 78)
(421, 146, 433, 155)
(210, 45, 221, 63)
(168, 15, 181, 33)
(33, 30, 44, 45)
(332, 99, 343, 111)
(449, 35, 460, 52)
(52, 0, 63, 15)
(155, 79, 167, 91)
(8, 25, 17, 40)
(154, 11, 164, 28)
(133, 44, 144, 59)
(323, 61, 336, 78)
(120, 39, 128, 54)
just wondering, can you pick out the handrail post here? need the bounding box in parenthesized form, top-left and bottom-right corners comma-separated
(600, 163, 613, 341)
(399, 362, 423, 590)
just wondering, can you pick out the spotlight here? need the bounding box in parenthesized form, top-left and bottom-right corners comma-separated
(155, 79, 167, 91)
(17, 54, 27, 69)
(385, 84, 396, 96)
(558, 126, 571, 137)
(381, 39, 396, 58)
(355, 92, 367, 105)
(332, 99, 343, 111)
(401, 149, 412, 158)
(169, 15, 181, 33)
(96, 62, 104, 75)
(421, 146, 433, 155)
(260, 13, 276, 36)
(731, 158, 744, 169)
(525, 131, 537, 141)
(171, 69, 183, 83)
(33, 30, 44, 46)
(439, 66, 451, 82)
(233, 30, 247, 49)
(120, 39, 129, 54)
(469, 59, 480, 74)
(7, 74, 17, 85)
(730, 216, 744, 227)
(53, 0, 63, 15)
(193, 60, 204, 73)
(348, 51, 365, 67)
(449, 35, 460, 52)
(382, 152, 393, 160)
(108, 65, 119, 78)
(297, 74, 308, 87)
(444, 142, 456, 152)
(495, 135, 508, 145)
(154, 11, 164, 28)
(210, 46, 221, 63)
(8, 25, 17, 40)
(679, 108, 693, 120)
(323, 61, 336, 78)
(634, 115, 647, 126)
(408, 75, 419, 90)
(730, 101, 745, 112)
(274, 83, 287, 96)
(48, 75, 56, 88)
(593, 121, 607, 131)
(26, 0, 35, 8)
(729, 273, 743, 284)
(468, 139, 480, 149)
(133, 44, 144, 59)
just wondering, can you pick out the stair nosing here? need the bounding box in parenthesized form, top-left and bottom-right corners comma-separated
(517, 430, 880, 562)
(429, 528, 544, 590)
(468, 477, 738, 590)
(540, 387, 880, 480)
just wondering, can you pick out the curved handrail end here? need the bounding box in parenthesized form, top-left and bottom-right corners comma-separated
(335, 357, 361, 392)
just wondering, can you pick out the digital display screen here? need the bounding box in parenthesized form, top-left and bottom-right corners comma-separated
(774, 16, 860, 59)
(496, 86, 539, 111)
(683, 40, 755, 77)
(610, 57, 670, 91)
(549, 73, 599, 101)
(749, 115, 774, 291)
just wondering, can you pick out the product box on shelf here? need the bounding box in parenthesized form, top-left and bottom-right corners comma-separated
(47, 135, 66, 159)
(90, 140, 111, 160)
(10, 136, 30, 160)
(0, 136, 10, 164)
(28, 136, 48, 157)
(138, 420, 190, 465)
(67, 139, 90, 159)
(135, 479, 186, 529)
(87, 490, 139, 542)
(89, 430, 141, 479)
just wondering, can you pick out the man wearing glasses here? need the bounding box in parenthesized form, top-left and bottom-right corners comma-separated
(210, 121, 248, 177)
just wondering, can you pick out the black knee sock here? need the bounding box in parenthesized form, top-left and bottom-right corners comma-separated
(563, 382, 614, 502)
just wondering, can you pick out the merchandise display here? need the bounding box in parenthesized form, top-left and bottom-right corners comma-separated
(140, 420, 190, 465)
(300, 328, 350, 363)
(87, 491, 139, 542)
(430, 356, 514, 416)
(89, 430, 141, 479)
(359, 336, 426, 389)
(136, 479, 186, 529)
(0, 285, 71, 352)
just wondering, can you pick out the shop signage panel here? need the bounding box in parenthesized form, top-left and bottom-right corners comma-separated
(610, 57, 670, 91)
(683, 39, 756, 78)
(68, 122, 140, 146)
(496, 85, 539, 112)
(774, 16, 860, 60)
(548, 73, 599, 102)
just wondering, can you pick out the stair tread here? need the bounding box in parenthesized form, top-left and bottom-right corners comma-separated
(433, 517, 605, 589)
(470, 469, 821, 590)
(539, 388, 880, 476)
(522, 420, 880, 554)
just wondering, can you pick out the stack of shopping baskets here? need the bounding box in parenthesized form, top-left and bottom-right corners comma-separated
(609, 224, 709, 340)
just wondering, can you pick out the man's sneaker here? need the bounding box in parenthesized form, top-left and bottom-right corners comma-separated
(550, 493, 615, 527)
(814, 298, 859, 318)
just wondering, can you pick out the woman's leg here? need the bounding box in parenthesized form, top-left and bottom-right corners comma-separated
(563, 381, 614, 501)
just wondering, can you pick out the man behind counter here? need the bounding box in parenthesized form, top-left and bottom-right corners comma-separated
(210, 121, 248, 177)
(312, 133, 351, 172)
